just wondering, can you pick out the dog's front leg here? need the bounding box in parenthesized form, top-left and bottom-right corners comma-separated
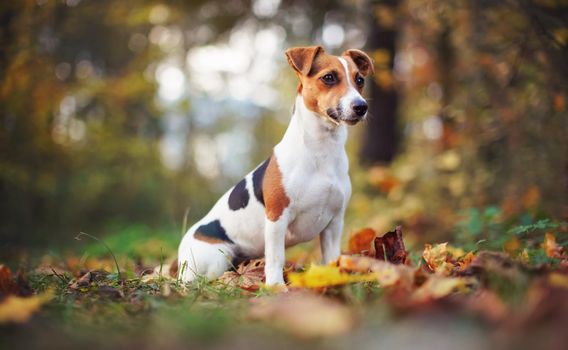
(264, 215, 288, 285)
(320, 215, 344, 264)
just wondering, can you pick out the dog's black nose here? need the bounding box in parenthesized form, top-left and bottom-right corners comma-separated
(352, 100, 368, 117)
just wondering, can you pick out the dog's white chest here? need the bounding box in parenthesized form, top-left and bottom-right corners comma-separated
(280, 150, 350, 246)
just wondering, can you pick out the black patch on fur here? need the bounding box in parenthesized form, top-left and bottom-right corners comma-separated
(252, 158, 270, 206)
(196, 220, 233, 244)
(228, 178, 249, 210)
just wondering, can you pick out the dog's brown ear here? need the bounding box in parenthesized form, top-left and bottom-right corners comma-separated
(285, 46, 324, 76)
(343, 49, 374, 76)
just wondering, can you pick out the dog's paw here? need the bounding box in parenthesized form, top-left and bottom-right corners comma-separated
(264, 283, 289, 293)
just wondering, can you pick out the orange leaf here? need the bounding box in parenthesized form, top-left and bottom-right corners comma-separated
(543, 233, 567, 259)
(347, 228, 376, 255)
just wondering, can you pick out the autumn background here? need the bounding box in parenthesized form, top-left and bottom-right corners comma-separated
(1, 0, 567, 349)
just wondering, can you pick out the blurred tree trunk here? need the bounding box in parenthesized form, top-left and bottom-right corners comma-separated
(360, 0, 400, 165)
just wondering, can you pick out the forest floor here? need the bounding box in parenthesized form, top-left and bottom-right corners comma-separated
(1, 221, 568, 350)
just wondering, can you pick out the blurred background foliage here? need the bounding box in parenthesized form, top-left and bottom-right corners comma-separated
(0, 0, 566, 257)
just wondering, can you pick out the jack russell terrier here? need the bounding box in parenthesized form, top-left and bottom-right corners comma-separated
(178, 46, 374, 285)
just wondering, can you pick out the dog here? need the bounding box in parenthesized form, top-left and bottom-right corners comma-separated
(178, 46, 374, 285)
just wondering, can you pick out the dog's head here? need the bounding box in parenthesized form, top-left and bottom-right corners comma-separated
(286, 46, 374, 126)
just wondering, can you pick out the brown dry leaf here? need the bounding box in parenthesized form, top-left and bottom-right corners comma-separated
(347, 227, 376, 255)
(374, 226, 408, 264)
(287, 264, 377, 288)
(69, 271, 92, 290)
(0, 265, 17, 297)
(218, 258, 265, 291)
(0, 265, 32, 298)
(140, 259, 178, 282)
(0, 291, 53, 324)
(249, 291, 353, 338)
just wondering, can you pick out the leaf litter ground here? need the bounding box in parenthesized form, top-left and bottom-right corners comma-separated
(1, 225, 568, 350)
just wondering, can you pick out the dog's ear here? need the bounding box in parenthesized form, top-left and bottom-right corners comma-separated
(342, 49, 374, 76)
(285, 46, 324, 76)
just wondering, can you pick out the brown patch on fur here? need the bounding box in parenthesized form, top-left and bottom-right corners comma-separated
(285, 46, 322, 76)
(300, 53, 350, 116)
(262, 154, 290, 222)
(194, 232, 225, 244)
(342, 49, 374, 76)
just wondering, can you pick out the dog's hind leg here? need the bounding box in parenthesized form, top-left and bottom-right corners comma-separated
(177, 236, 233, 282)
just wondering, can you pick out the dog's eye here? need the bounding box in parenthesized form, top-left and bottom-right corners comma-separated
(355, 75, 365, 87)
(321, 73, 336, 85)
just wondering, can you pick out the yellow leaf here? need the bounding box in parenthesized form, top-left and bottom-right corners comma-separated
(288, 265, 376, 288)
(0, 291, 53, 324)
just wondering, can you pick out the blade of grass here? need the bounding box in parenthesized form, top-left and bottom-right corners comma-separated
(75, 231, 122, 279)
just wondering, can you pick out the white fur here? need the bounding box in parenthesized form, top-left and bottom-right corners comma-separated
(178, 94, 352, 285)
(337, 57, 364, 118)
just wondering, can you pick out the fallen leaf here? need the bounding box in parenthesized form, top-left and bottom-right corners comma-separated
(218, 258, 265, 291)
(411, 275, 472, 302)
(249, 291, 353, 338)
(0, 265, 18, 297)
(374, 226, 408, 264)
(422, 242, 451, 273)
(347, 228, 376, 255)
(543, 233, 567, 260)
(337, 255, 415, 289)
(0, 291, 53, 324)
(456, 251, 476, 272)
(140, 260, 178, 283)
(288, 264, 377, 288)
(0, 265, 32, 298)
(68, 270, 112, 290)
(69, 271, 92, 290)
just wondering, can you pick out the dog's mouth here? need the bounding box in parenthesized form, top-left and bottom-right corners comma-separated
(325, 108, 342, 126)
(326, 108, 363, 126)
(342, 117, 361, 125)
